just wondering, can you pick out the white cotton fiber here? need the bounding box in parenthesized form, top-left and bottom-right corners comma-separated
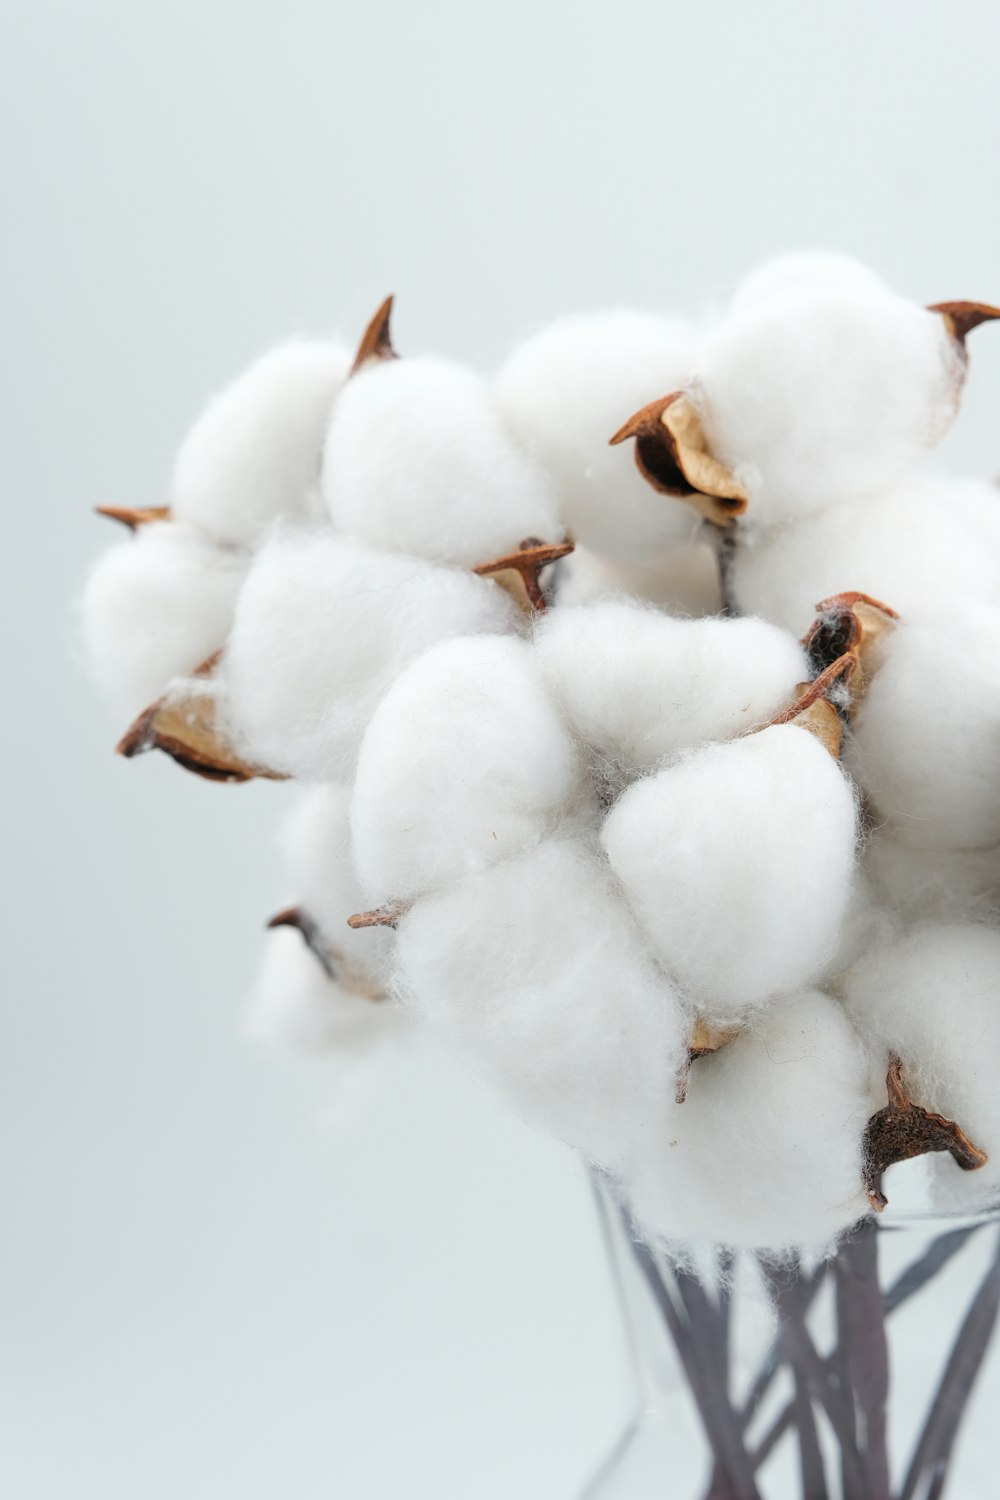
(842, 924, 1000, 1204)
(601, 724, 857, 1019)
(218, 530, 519, 781)
(728, 478, 1000, 634)
(865, 827, 1000, 924)
(535, 601, 806, 773)
(247, 926, 403, 1058)
(171, 341, 352, 547)
(694, 289, 963, 525)
(552, 542, 722, 616)
(849, 598, 1000, 849)
(394, 838, 689, 1171)
(730, 252, 888, 314)
(278, 785, 395, 983)
(82, 521, 246, 717)
(494, 310, 703, 565)
(625, 990, 879, 1250)
(321, 355, 562, 566)
(351, 636, 587, 902)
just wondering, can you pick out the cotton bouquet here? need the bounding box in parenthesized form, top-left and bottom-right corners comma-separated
(83, 255, 1000, 1257)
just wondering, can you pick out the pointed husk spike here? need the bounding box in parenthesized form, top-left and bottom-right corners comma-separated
(862, 1055, 987, 1212)
(928, 300, 1000, 350)
(609, 392, 748, 528)
(473, 536, 575, 613)
(802, 591, 898, 701)
(346, 902, 406, 932)
(350, 294, 398, 374)
(116, 655, 286, 784)
(675, 1017, 741, 1103)
(95, 504, 172, 530)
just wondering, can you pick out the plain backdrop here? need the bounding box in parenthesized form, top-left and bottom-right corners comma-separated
(3, 3, 1000, 1497)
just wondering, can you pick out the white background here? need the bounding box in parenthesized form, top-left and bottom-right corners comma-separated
(3, 2, 1000, 1496)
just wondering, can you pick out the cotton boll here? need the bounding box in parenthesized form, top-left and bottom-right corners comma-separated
(82, 521, 247, 717)
(494, 311, 703, 564)
(535, 601, 806, 773)
(849, 598, 1000, 849)
(730, 252, 888, 314)
(601, 725, 857, 1019)
(394, 838, 689, 1171)
(625, 991, 878, 1250)
(842, 924, 1000, 1205)
(171, 341, 352, 547)
(278, 785, 395, 982)
(247, 926, 403, 1058)
(322, 356, 562, 566)
(694, 290, 963, 525)
(865, 826, 1000, 924)
(351, 636, 588, 903)
(552, 542, 721, 616)
(219, 531, 520, 781)
(729, 479, 1000, 634)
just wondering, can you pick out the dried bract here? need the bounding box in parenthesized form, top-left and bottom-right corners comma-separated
(472, 537, 575, 613)
(862, 1055, 987, 1212)
(610, 392, 748, 528)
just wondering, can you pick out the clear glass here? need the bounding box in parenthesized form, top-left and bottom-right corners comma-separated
(583, 1172, 1000, 1500)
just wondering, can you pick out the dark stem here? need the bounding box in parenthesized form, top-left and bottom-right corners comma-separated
(834, 1215, 892, 1500)
(899, 1227, 1000, 1500)
(633, 1240, 762, 1500)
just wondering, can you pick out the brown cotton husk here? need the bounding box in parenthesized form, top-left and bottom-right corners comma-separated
(767, 654, 856, 760)
(266, 906, 385, 999)
(473, 537, 575, 613)
(95, 504, 172, 530)
(802, 591, 898, 702)
(609, 392, 748, 528)
(675, 1017, 741, 1103)
(928, 300, 1000, 353)
(862, 1055, 988, 1212)
(116, 655, 285, 783)
(347, 901, 406, 932)
(350, 294, 398, 374)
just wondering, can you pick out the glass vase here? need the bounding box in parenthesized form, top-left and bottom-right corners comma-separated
(583, 1173, 1000, 1500)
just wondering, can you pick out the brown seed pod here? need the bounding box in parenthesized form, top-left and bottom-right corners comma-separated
(802, 591, 898, 701)
(674, 1017, 741, 1103)
(350, 294, 398, 375)
(862, 1055, 988, 1212)
(928, 300, 1000, 355)
(473, 536, 575, 613)
(95, 504, 172, 530)
(609, 392, 748, 528)
(116, 654, 286, 783)
(266, 906, 385, 1000)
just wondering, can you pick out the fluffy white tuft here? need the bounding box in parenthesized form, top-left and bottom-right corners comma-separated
(535, 601, 806, 772)
(865, 827, 1000, 924)
(394, 838, 689, 1170)
(494, 310, 703, 564)
(842, 923, 1000, 1204)
(850, 598, 1000, 849)
(351, 636, 588, 902)
(322, 356, 562, 566)
(730, 252, 888, 314)
(601, 725, 858, 1020)
(172, 341, 352, 547)
(218, 531, 520, 781)
(247, 926, 402, 1058)
(552, 542, 722, 616)
(625, 990, 879, 1250)
(695, 289, 963, 525)
(82, 521, 246, 717)
(728, 478, 1000, 633)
